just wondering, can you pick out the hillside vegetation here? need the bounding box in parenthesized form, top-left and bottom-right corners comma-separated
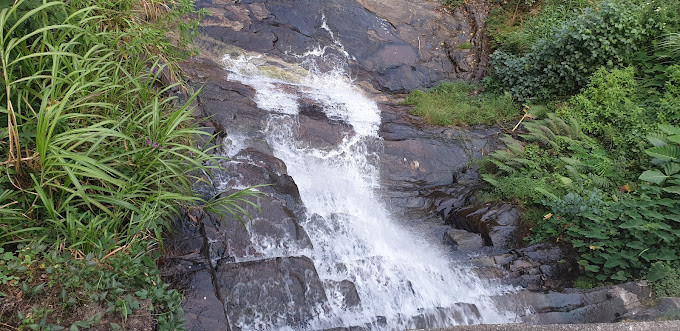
(410, 0, 680, 293)
(0, 0, 254, 328)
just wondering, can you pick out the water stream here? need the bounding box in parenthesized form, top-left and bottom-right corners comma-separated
(219, 50, 514, 329)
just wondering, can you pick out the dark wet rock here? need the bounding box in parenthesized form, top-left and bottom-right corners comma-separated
(619, 297, 680, 322)
(378, 105, 501, 219)
(195, 0, 493, 92)
(297, 102, 355, 150)
(494, 281, 653, 324)
(444, 202, 520, 250)
(214, 148, 302, 210)
(408, 304, 483, 329)
(215, 256, 328, 330)
(180, 56, 274, 155)
(182, 270, 230, 330)
(443, 228, 485, 252)
(462, 239, 577, 292)
(325, 280, 361, 309)
(203, 195, 312, 264)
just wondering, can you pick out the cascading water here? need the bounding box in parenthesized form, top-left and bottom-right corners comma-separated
(219, 47, 515, 329)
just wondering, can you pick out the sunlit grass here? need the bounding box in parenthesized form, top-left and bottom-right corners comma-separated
(403, 81, 519, 126)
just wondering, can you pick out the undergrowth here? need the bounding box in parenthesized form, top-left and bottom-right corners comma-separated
(0, 0, 256, 328)
(479, 0, 680, 290)
(403, 81, 519, 126)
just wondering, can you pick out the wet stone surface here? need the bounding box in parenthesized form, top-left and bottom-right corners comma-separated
(215, 256, 329, 330)
(195, 0, 493, 92)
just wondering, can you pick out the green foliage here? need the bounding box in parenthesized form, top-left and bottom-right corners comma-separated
(649, 262, 680, 297)
(488, 0, 680, 101)
(403, 81, 519, 126)
(0, 1, 256, 328)
(0, 242, 184, 329)
(487, 0, 592, 55)
(0, 0, 257, 252)
(481, 113, 632, 205)
(522, 126, 680, 283)
(483, 0, 680, 289)
(565, 67, 650, 154)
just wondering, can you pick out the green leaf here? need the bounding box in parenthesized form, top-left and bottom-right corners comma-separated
(662, 186, 680, 195)
(659, 124, 680, 136)
(639, 170, 668, 184)
(646, 145, 680, 161)
(647, 133, 667, 147)
(668, 135, 680, 144)
(610, 270, 628, 281)
(663, 163, 680, 176)
(578, 260, 600, 272)
(647, 262, 672, 282)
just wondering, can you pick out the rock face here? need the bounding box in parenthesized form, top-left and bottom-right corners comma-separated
(378, 104, 502, 219)
(215, 256, 328, 330)
(162, 4, 665, 327)
(195, 0, 492, 92)
(494, 281, 654, 324)
(161, 59, 336, 329)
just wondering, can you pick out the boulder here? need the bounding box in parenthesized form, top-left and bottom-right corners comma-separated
(443, 228, 485, 251)
(215, 256, 329, 330)
(444, 202, 520, 250)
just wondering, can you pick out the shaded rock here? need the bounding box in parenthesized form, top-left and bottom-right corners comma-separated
(378, 105, 501, 218)
(408, 304, 482, 329)
(443, 228, 485, 251)
(324, 280, 361, 309)
(214, 148, 302, 210)
(444, 202, 520, 250)
(181, 57, 273, 155)
(494, 281, 653, 324)
(182, 270, 230, 330)
(203, 195, 312, 264)
(194, 0, 494, 92)
(215, 256, 328, 330)
(297, 102, 355, 150)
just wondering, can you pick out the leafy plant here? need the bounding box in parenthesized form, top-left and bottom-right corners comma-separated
(0, 242, 185, 328)
(481, 113, 630, 204)
(525, 125, 680, 283)
(0, 0, 258, 329)
(488, 0, 680, 101)
(564, 67, 650, 154)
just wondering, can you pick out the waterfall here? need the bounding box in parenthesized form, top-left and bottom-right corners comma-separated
(219, 51, 514, 329)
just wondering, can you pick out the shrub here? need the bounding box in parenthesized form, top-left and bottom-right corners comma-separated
(488, 0, 678, 101)
(487, 0, 593, 55)
(481, 114, 631, 205)
(529, 125, 680, 283)
(565, 67, 650, 154)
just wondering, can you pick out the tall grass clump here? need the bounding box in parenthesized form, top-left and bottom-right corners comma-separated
(0, 0, 256, 327)
(403, 81, 518, 126)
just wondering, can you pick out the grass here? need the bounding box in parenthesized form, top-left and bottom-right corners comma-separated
(403, 82, 519, 126)
(0, 0, 257, 328)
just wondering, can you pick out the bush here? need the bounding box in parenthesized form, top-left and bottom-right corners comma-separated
(0, 1, 257, 328)
(488, 0, 679, 101)
(529, 125, 680, 283)
(487, 0, 593, 55)
(565, 67, 649, 154)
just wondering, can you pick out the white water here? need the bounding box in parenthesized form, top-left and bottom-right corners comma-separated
(220, 47, 514, 329)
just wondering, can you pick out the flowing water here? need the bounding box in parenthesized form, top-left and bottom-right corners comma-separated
(219, 49, 515, 329)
